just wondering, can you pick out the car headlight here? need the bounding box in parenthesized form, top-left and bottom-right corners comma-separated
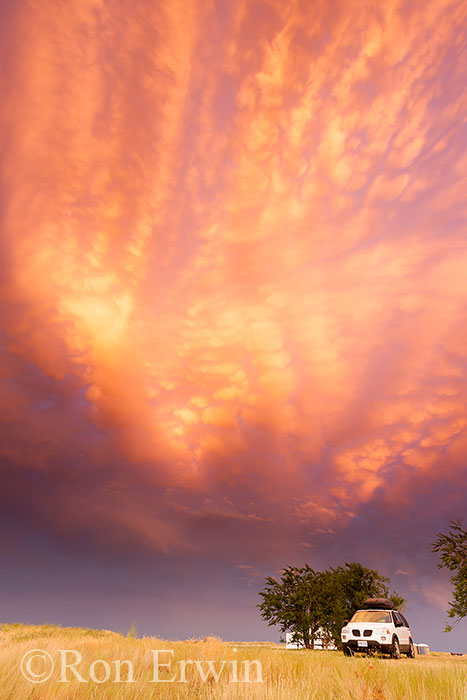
(341, 627, 350, 635)
(375, 628, 390, 635)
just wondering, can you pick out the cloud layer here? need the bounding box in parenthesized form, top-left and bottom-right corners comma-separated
(1, 0, 466, 639)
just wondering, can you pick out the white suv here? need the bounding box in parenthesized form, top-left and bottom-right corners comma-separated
(341, 598, 415, 658)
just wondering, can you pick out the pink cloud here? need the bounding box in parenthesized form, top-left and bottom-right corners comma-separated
(0, 0, 465, 575)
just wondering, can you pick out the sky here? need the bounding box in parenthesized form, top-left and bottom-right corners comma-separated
(0, 0, 466, 652)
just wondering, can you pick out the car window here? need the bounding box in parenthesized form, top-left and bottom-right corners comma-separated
(350, 611, 392, 623)
(394, 612, 405, 626)
(400, 614, 410, 628)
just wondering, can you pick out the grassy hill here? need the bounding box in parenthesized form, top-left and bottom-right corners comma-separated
(0, 623, 465, 699)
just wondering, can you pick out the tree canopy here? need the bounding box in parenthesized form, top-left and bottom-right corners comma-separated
(432, 518, 467, 631)
(258, 561, 405, 648)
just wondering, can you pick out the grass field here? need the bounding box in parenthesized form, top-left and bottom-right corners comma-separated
(0, 623, 465, 699)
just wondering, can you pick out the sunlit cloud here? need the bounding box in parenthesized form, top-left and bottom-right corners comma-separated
(0, 0, 466, 575)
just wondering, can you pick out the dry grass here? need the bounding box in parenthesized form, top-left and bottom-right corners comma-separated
(0, 623, 465, 699)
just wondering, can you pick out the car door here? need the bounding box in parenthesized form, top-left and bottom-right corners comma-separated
(400, 613, 412, 647)
(394, 612, 409, 650)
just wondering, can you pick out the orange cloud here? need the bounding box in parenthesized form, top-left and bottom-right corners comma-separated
(0, 0, 466, 561)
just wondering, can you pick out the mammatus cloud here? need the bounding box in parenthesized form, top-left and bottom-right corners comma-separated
(0, 0, 466, 573)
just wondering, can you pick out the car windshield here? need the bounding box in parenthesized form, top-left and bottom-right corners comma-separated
(350, 611, 392, 623)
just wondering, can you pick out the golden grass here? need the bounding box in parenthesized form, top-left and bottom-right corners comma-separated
(0, 623, 465, 699)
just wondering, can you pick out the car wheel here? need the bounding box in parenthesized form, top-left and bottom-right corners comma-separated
(343, 644, 353, 656)
(391, 637, 401, 659)
(406, 638, 415, 659)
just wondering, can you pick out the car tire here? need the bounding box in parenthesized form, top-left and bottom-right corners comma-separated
(406, 638, 415, 659)
(391, 637, 401, 659)
(343, 644, 352, 656)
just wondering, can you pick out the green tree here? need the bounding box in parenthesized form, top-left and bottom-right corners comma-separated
(258, 562, 406, 648)
(257, 565, 333, 649)
(432, 518, 467, 631)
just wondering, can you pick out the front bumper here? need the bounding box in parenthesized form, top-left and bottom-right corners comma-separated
(343, 639, 392, 654)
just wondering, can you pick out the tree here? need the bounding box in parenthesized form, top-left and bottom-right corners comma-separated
(327, 562, 405, 645)
(432, 518, 467, 631)
(258, 562, 406, 648)
(257, 565, 332, 649)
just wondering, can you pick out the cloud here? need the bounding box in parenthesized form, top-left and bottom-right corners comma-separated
(0, 0, 465, 592)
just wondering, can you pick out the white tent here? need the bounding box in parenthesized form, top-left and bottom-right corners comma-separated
(415, 643, 430, 655)
(285, 629, 337, 650)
